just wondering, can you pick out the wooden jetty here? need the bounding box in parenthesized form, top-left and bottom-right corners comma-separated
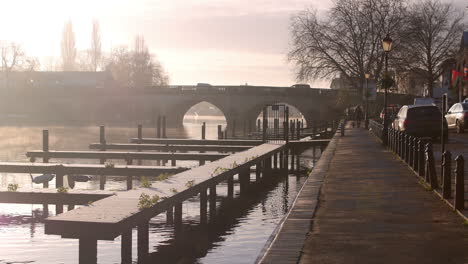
(130, 138, 263, 146)
(26, 150, 228, 162)
(0, 188, 115, 205)
(89, 143, 252, 152)
(44, 143, 293, 263)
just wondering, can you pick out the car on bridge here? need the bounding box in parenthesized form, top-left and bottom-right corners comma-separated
(445, 102, 468, 133)
(392, 104, 447, 140)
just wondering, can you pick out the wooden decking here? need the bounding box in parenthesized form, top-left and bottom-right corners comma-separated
(130, 138, 263, 146)
(26, 150, 228, 161)
(89, 143, 252, 152)
(44, 143, 284, 240)
(0, 162, 187, 176)
(0, 188, 115, 205)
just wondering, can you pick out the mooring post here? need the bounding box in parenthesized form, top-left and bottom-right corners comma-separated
(56, 168, 64, 215)
(166, 206, 174, 225)
(137, 222, 149, 263)
(162, 116, 167, 138)
(126, 159, 133, 190)
(442, 151, 452, 199)
(68, 204, 75, 211)
(121, 229, 132, 264)
(279, 151, 284, 170)
(157, 115, 161, 138)
(209, 185, 217, 221)
(224, 130, 228, 139)
(79, 238, 97, 264)
(227, 176, 234, 198)
(296, 121, 300, 139)
(290, 149, 295, 172)
(217, 125, 222, 139)
(200, 189, 208, 224)
(99, 126, 107, 190)
(199, 159, 205, 166)
(138, 124, 143, 140)
(42, 130, 49, 188)
(202, 122, 206, 140)
(454, 155, 465, 210)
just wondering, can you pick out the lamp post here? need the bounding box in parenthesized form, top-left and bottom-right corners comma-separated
(382, 33, 393, 145)
(365, 73, 371, 129)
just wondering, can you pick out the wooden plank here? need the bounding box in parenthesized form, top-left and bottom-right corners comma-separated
(89, 143, 252, 152)
(130, 138, 263, 146)
(26, 150, 228, 161)
(0, 162, 187, 176)
(0, 188, 114, 205)
(44, 143, 284, 240)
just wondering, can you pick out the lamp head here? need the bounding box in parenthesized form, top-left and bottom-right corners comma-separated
(382, 34, 393, 52)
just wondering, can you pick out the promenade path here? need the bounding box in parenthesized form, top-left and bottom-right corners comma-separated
(299, 127, 467, 264)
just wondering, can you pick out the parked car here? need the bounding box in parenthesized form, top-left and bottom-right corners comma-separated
(392, 104, 447, 140)
(445, 103, 468, 133)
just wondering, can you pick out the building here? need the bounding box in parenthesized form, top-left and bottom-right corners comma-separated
(454, 31, 468, 101)
(0, 71, 117, 91)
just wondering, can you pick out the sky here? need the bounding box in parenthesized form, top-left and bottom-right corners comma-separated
(0, 0, 466, 87)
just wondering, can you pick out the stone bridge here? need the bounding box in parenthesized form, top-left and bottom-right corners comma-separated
(0, 85, 413, 130)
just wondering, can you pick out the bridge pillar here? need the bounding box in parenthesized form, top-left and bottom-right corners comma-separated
(79, 238, 97, 264)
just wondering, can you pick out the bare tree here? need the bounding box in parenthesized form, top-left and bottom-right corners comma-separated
(289, 0, 407, 94)
(1, 42, 25, 72)
(400, 0, 464, 97)
(105, 36, 169, 88)
(90, 20, 102, 71)
(61, 20, 77, 71)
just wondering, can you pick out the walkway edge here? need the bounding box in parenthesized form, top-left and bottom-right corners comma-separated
(257, 131, 340, 263)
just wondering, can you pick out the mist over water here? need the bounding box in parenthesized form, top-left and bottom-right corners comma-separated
(0, 116, 320, 264)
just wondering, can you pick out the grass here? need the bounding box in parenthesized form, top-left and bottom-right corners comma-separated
(140, 176, 151, 188)
(138, 193, 160, 210)
(156, 173, 173, 181)
(7, 183, 19, 192)
(57, 186, 69, 193)
(185, 180, 195, 188)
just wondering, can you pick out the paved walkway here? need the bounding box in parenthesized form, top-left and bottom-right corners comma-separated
(299, 128, 467, 264)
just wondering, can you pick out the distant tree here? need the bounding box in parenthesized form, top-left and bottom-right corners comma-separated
(90, 20, 102, 71)
(399, 0, 464, 97)
(105, 36, 169, 88)
(61, 20, 77, 71)
(1, 42, 25, 72)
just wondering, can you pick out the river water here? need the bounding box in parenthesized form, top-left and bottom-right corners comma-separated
(0, 117, 321, 264)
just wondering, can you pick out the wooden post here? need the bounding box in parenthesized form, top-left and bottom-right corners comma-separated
(162, 116, 167, 138)
(442, 151, 452, 199)
(199, 160, 205, 166)
(79, 238, 97, 264)
(99, 126, 107, 190)
(296, 152, 300, 173)
(257, 119, 261, 132)
(137, 223, 149, 263)
(137, 124, 142, 140)
(42, 130, 49, 188)
(209, 185, 216, 221)
(157, 115, 161, 138)
(227, 177, 234, 198)
(56, 168, 64, 214)
(256, 162, 262, 181)
(126, 159, 133, 190)
(166, 207, 174, 225)
(200, 189, 207, 224)
(68, 204, 75, 211)
(217, 125, 222, 139)
(174, 203, 183, 232)
(121, 229, 132, 264)
(202, 122, 206, 140)
(296, 121, 300, 139)
(273, 153, 278, 170)
(232, 119, 236, 138)
(239, 168, 250, 194)
(291, 149, 295, 172)
(279, 151, 284, 170)
(454, 155, 464, 210)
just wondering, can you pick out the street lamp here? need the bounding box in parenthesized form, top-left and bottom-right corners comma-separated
(382, 33, 393, 145)
(365, 73, 371, 129)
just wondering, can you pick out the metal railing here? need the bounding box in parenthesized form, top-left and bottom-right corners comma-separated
(371, 126, 466, 212)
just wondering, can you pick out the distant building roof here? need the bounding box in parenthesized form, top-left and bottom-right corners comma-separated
(0, 71, 115, 89)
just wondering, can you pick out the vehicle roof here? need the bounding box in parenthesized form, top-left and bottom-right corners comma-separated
(405, 104, 438, 109)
